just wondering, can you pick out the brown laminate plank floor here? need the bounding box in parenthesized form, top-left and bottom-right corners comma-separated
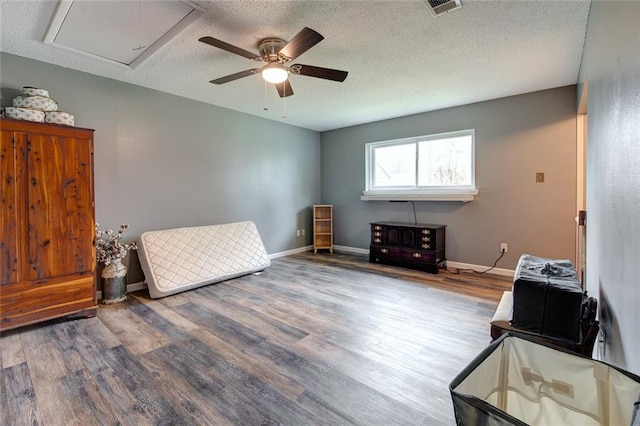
(0, 252, 511, 425)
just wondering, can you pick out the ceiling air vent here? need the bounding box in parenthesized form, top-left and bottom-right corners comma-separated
(423, 0, 462, 17)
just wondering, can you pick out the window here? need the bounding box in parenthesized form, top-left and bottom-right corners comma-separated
(362, 129, 478, 201)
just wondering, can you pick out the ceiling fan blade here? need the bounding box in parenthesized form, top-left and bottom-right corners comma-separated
(278, 27, 324, 61)
(275, 80, 294, 98)
(290, 64, 348, 82)
(199, 36, 260, 60)
(210, 69, 260, 84)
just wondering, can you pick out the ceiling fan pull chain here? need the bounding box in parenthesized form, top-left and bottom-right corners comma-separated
(282, 88, 287, 118)
(263, 79, 269, 111)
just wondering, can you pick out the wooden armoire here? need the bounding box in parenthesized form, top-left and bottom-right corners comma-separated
(1, 118, 97, 331)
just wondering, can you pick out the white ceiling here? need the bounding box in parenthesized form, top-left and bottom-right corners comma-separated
(0, 0, 591, 132)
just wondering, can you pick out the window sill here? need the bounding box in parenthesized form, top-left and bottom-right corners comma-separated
(360, 189, 478, 202)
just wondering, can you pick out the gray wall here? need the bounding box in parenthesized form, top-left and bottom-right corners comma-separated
(1, 53, 321, 283)
(321, 86, 578, 270)
(578, 1, 640, 375)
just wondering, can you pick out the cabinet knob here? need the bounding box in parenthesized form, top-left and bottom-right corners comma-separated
(381, 248, 388, 254)
(422, 244, 431, 249)
(375, 226, 381, 230)
(412, 252, 422, 258)
(422, 229, 431, 235)
(374, 238, 381, 243)
(374, 232, 381, 237)
(422, 237, 431, 242)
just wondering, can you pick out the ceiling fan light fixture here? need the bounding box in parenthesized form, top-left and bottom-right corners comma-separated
(261, 63, 289, 84)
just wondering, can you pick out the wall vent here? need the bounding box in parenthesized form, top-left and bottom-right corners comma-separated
(423, 0, 462, 17)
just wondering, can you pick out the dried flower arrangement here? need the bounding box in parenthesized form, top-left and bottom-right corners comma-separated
(95, 223, 138, 265)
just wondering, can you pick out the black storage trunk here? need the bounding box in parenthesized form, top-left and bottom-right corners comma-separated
(511, 254, 584, 342)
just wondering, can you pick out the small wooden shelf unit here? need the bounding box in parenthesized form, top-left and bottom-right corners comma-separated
(313, 205, 333, 254)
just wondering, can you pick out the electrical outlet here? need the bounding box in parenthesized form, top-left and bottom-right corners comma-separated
(536, 172, 545, 183)
(296, 229, 301, 237)
(301, 229, 305, 236)
(501, 243, 508, 253)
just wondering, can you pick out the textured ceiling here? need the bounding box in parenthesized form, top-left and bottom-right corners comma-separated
(0, 0, 591, 132)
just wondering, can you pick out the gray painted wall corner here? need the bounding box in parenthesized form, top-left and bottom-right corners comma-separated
(579, 1, 640, 375)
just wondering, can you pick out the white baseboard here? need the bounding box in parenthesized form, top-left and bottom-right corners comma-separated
(97, 281, 147, 300)
(127, 281, 147, 292)
(333, 245, 369, 255)
(445, 261, 514, 278)
(332, 245, 515, 277)
(268, 245, 313, 259)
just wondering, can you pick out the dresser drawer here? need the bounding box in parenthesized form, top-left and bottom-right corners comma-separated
(419, 228, 434, 236)
(417, 242, 434, 250)
(399, 249, 436, 263)
(370, 224, 400, 245)
(370, 246, 400, 257)
(371, 230, 383, 245)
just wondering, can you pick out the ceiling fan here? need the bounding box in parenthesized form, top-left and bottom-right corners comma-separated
(199, 27, 348, 98)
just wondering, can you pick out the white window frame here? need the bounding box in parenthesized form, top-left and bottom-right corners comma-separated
(361, 129, 479, 202)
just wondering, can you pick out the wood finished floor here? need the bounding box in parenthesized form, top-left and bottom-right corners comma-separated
(1, 252, 511, 425)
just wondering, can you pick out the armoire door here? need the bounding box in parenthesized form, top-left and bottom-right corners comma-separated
(0, 130, 21, 285)
(24, 132, 95, 281)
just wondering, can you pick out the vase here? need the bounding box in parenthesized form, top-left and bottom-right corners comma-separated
(101, 258, 128, 304)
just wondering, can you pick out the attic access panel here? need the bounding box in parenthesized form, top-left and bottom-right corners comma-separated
(44, 0, 203, 69)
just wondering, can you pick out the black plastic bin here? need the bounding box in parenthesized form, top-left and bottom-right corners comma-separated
(511, 254, 584, 342)
(450, 334, 640, 425)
